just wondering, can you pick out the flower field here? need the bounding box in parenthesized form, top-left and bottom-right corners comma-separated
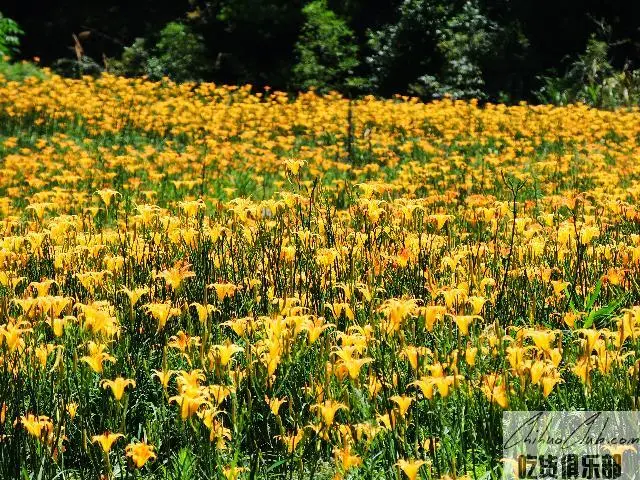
(2, 74, 640, 479)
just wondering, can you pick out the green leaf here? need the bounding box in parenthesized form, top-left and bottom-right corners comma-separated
(583, 292, 627, 329)
(584, 278, 602, 311)
(265, 458, 288, 473)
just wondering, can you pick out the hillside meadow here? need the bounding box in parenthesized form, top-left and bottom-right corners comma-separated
(1, 74, 640, 479)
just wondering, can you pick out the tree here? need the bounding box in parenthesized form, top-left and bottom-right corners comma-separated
(0, 12, 23, 58)
(109, 21, 209, 82)
(292, 0, 364, 93)
(367, 0, 497, 99)
(154, 21, 208, 82)
(367, 0, 446, 97)
(536, 34, 640, 109)
(414, 0, 497, 99)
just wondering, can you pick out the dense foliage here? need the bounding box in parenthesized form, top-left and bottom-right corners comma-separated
(108, 22, 209, 83)
(0, 12, 22, 58)
(2, 1, 639, 103)
(292, 0, 363, 94)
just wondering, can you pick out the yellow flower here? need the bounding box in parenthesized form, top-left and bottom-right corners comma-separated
(467, 296, 487, 315)
(396, 459, 427, 480)
(276, 429, 304, 453)
(191, 302, 218, 323)
(26, 202, 53, 221)
(169, 331, 201, 352)
(91, 432, 124, 453)
(408, 378, 435, 400)
(333, 442, 362, 472)
(145, 302, 180, 332)
(572, 356, 593, 384)
(178, 199, 205, 218)
(169, 387, 208, 420)
(525, 329, 556, 354)
(80, 342, 116, 374)
(401, 346, 421, 370)
(222, 465, 248, 480)
(125, 440, 157, 468)
(156, 262, 195, 291)
(551, 280, 570, 297)
(209, 385, 234, 406)
(121, 286, 149, 306)
(175, 369, 205, 390)
(47, 315, 71, 337)
(265, 396, 286, 416)
(334, 355, 373, 380)
(208, 282, 238, 301)
(285, 158, 306, 175)
(0, 321, 32, 352)
(28, 279, 56, 297)
(79, 303, 119, 337)
(212, 342, 244, 367)
(95, 188, 120, 206)
(465, 346, 478, 366)
(563, 311, 579, 329)
(481, 375, 509, 408)
(429, 213, 453, 230)
(379, 298, 418, 334)
(101, 377, 136, 401)
(199, 408, 231, 446)
(390, 395, 413, 418)
(313, 400, 348, 426)
(20, 414, 53, 439)
(541, 369, 563, 397)
(300, 316, 334, 343)
(66, 402, 78, 420)
(451, 314, 481, 336)
(0, 271, 25, 292)
(152, 369, 176, 389)
(431, 376, 459, 398)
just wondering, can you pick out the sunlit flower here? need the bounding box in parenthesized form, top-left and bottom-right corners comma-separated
(91, 432, 124, 453)
(125, 440, 157, 468)
(101, 377, 136, 401)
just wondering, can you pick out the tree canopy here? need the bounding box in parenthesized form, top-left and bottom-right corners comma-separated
(2, 0, 639, 103)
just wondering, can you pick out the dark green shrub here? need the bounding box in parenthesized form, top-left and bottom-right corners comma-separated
(292, 0, 365, 94)
(537, 36, 640, 108)
(109, 21, 208, 82)
(0, 12, 23, 58)
(0, 59, 46, 81)
(367, 0, 497, 100)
